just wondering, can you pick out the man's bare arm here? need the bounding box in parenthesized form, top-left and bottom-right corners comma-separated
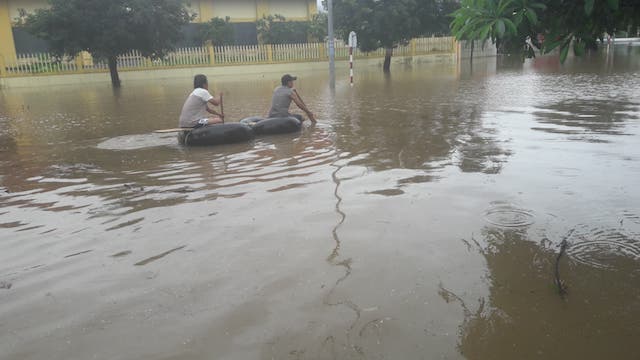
(290, 93, 316, 122)
(207, 94, 221, 106)
(206, 105, 224, 118)
(207, 93, 223, 117)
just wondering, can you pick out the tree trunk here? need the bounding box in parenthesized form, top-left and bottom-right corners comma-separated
(383, 47, 393, 73)
(470, 40, 475, 63)
(108, 56, 121, 88)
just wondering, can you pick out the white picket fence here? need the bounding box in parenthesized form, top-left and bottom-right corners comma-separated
(0, 36, 457, 77)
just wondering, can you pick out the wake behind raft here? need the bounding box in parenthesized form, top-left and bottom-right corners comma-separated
(176, 116, 302, 146)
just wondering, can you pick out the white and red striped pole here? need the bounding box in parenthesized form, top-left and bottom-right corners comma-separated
(348, 31, 357, 87)
(349, 46, 354, 86)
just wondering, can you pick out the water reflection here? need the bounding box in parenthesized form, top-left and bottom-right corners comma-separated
(533, 99, 640, 137)
(332, 76, 511, 177)
(452, 226, 640, 360)
(0, 126, 334, 234)
(1, 51, 640, 360)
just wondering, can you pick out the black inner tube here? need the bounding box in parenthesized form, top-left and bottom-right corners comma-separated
(241, 116, 302, 135)
(181, 123, 254, 146)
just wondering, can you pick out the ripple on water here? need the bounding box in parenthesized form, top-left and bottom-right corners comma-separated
(621, 210, 640, 225)
(483, 202, 535, 228)
(96, 133, 176, 150)
(567, 227, 640, 270)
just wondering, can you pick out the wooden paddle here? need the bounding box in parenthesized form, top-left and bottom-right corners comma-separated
(220, 92, 225, 123)
(154, 128, 192, 133)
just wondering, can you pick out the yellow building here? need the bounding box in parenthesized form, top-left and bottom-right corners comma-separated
(0, 0, 318, 61)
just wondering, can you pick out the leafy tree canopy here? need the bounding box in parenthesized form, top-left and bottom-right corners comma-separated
(451, 0, 640, 62)
(24, 0, 194, 86)
(332, 0, 457, 71)
(308, 12, 329, 42)
(256, 14, 310, 44)
(198, 16, 235, 46)
(333, 0, 423, 52)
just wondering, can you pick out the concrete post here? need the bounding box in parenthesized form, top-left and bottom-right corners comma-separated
(0, 54, 6, 77)
(75, 53, 84, 71)
(267, 45, 273, 63)
(327, 0, 335, 89)
(0, 0, 17, 64)
(207, 41, 215, 65)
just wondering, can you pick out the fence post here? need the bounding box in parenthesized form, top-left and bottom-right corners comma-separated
(75, 53, 84, 72)
(319, 43, 326, 60)
(0, 55, 6, 77)
(267, 44, 273, 63)
(411, 39, 416, 56)
(207, 41, 215, 65)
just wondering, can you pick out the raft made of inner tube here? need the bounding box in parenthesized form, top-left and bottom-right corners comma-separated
(179, 123, 254, 146)
(240, 116, 302, 135)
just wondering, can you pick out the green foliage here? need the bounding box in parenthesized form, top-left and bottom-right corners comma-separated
(451, 0, 545, 54)
(12, 8, 29, 25)
(541, 0, 632, 62)
(308, 12, 328, 42)
(198, 17, 234, 46)
(450, 0, 640, 63)
(256, 14, 309, 44)
(23, 0, 194, 60)
(333, 0, 423, 52)
(331, 0, 458, 70)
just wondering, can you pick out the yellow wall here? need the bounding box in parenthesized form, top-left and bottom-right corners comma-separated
(198, 1, 215, 22)
(268, 0, 308, 20)
(0, 0, 17, 62)
(256, 0, 269, 19)
(198, 0, 316, 22)
(307, 0, 317, 18)
(211, 0, 257, 22)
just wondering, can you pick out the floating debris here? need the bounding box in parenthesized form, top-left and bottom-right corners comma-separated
(554, 229, 575, 300)
(123, 184, 145, 191)
(111, 250, 132, 258)
(64, 250, 93, 259)
(135, 246, 186, 266)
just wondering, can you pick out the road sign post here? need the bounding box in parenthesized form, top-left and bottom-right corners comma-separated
(328, 0, 335, 89)
(348, 31, 357, 87)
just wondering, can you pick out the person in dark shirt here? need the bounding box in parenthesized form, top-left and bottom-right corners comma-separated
(268, 74, 316, 123)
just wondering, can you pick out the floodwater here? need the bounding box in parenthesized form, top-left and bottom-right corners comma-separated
(1, 45, 640, 360)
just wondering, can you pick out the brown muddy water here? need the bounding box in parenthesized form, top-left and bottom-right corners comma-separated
(1, 46, 640, 360)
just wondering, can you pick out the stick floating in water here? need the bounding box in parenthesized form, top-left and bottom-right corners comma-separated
(554, 229, 575, 299)
(153, 128, 192, 133)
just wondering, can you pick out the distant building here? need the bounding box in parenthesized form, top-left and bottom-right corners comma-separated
(0, 0, 318, 61)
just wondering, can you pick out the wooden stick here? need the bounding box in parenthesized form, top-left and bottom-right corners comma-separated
(554, 229, 575, 300)
(153, 128, 191, 133)
(220, 92, 225, 123)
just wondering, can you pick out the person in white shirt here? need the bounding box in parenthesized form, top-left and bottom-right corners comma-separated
(179, 74, 224, 128)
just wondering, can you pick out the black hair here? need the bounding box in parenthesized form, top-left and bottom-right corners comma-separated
(194, 74, 208, 89)
(281, 74, 296, 86)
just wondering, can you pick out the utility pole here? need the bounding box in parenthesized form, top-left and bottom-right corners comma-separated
(327, 0, 335, 89)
